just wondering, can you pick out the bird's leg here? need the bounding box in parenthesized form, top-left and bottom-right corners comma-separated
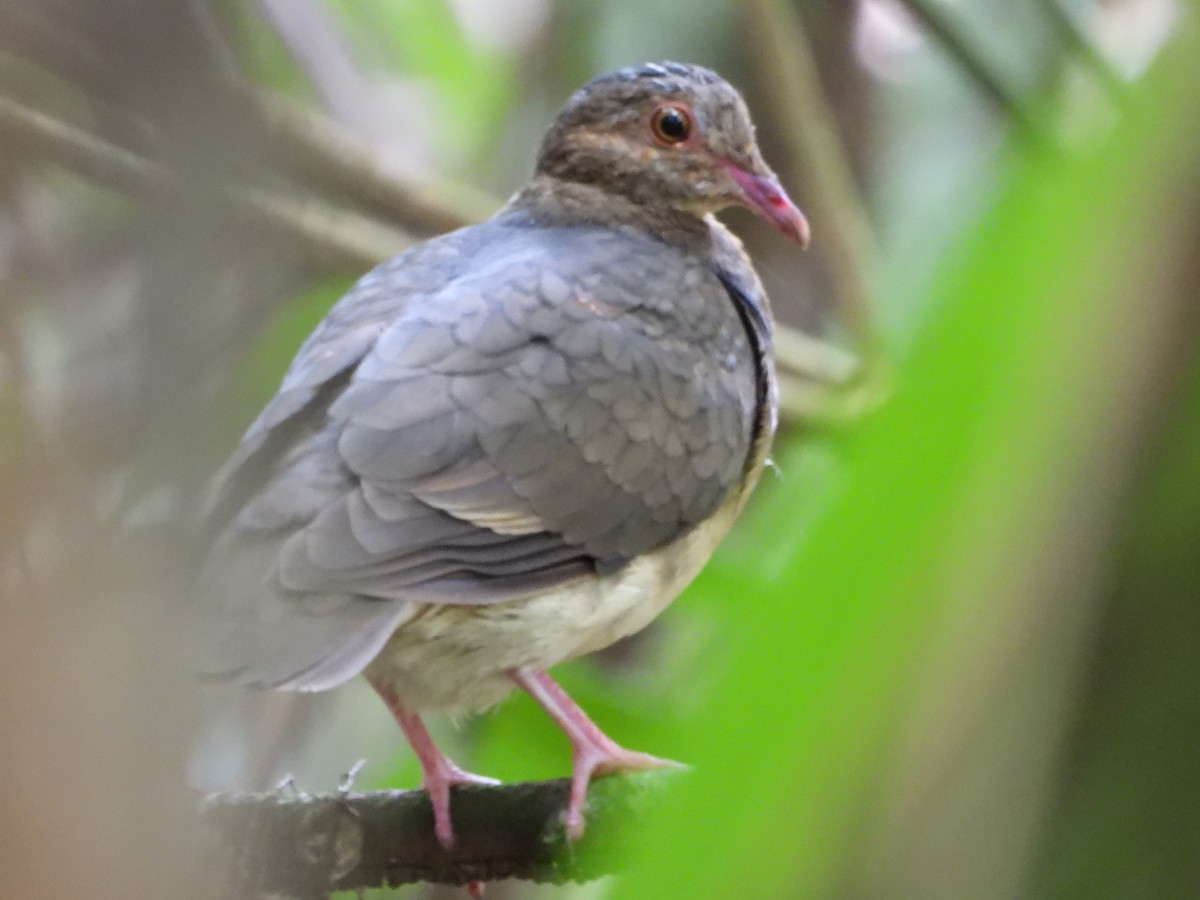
(367, 677, 498, 849)
(509, 668, 680, 840)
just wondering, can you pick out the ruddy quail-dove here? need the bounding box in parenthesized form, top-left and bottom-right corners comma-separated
(197, 61, 809, 847)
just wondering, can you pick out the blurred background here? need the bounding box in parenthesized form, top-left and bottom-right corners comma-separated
(1, 0, 1197, 897)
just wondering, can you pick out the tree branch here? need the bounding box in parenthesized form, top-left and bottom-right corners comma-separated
(240, 87, 497, 235)
(0, 93, 411, 271)
(256, 0, 384, 139)
(200, 772, 676, 897)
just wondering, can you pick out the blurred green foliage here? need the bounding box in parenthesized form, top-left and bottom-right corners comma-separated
(1030, 347, 1200, 897)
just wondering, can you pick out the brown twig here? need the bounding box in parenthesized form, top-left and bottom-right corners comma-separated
(775, 328, 867, 425)
(1038, 0, 1128, 101)
(200, 772, 676, 897)
(0, 93, 410, 271)
(891, 0, 1047, 145)
(740, 0, 884, 388)
(240, 87, 497, 234)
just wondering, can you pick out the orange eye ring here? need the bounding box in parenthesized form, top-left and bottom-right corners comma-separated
(650, 104, 693, 146)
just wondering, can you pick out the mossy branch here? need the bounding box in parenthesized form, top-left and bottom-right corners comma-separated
(200, 771, 678, 898)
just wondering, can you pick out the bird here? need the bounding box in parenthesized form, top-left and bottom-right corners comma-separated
(195, 61, 808, 848)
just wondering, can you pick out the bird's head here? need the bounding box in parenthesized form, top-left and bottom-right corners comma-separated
(535, 61, 809, 247)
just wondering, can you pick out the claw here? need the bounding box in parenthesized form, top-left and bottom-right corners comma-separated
(338, 759, 366, 794)
(425, 761, 500, 849)
(510, 668, 680, 840)
(369, 677, 498, 848)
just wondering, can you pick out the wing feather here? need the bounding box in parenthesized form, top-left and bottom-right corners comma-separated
(195, 220, 759, 690)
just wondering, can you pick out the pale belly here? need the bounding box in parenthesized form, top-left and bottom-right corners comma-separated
(363, 496, 742, 713)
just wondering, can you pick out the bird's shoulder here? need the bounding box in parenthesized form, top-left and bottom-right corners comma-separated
(327, 216, 760, 557)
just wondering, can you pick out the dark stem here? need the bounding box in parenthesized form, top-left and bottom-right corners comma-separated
(892, 0, 1048, 147)
(0, 93, 410, 271)
(1039, 0, 1128, 101)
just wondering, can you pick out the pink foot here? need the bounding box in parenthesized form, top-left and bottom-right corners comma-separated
(369, 677, 498, 849)
(510, 668, 681, 840)
(418, 748, 500, 849)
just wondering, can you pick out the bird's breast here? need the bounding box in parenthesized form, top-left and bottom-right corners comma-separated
(363, 483, 750, 714)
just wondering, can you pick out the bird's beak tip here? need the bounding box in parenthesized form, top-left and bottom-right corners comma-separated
(726, 165, 810, 249)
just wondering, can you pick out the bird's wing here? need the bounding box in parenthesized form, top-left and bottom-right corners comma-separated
(203, 229, 480, 534)
(269, 226, 757, 602)
(197, 224, 757, 688)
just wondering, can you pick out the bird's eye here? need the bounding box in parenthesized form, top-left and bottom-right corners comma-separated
(650, 105, 692, 145)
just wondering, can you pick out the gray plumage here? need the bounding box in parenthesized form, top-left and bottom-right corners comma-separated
(194, 61, 788, 705)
